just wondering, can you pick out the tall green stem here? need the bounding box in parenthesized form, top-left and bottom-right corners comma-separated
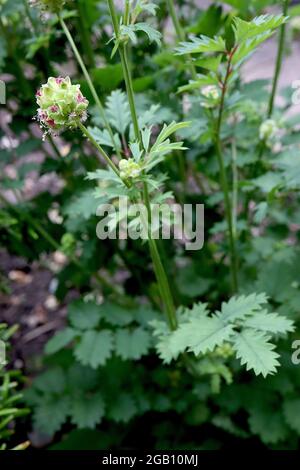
(76, 0, 96, 68)
(23, 0, 39, 36)
(143, 182, 177, 330)
(107, 0, 177, 329)
(166, 0, 198, 81)
(214, 50, 238, 293)
(231, 139, 238, 239)
(267, 0, 289, 118)
(59, 16, 121, 158)
(119, 45, 140, 142)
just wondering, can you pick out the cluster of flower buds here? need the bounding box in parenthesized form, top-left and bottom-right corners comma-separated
(29, 0, 66, 13)
(290, 16, 300, 33)
(200, 85, 220, 108)
(215, 343, 234, 359)
(119, 159, 142, 180)
(259, 118, 278, 148)
(35, 77, 89, 138)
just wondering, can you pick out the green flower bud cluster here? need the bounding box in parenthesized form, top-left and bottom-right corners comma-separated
(29, 0, 66, 13)
(215, 343, 234, 359)
(200, 85, 220, 109)
(259, 118, 278, 148)
(36, 77, 88, 137)
(290, 16, 300, 33)
(119, 159, 142, 180)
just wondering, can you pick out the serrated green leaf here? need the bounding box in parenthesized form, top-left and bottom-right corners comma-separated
(87, 127, 121, 149)
(70, 393, 105, 429)
(180, 302, 210, 322)
(106, 89, 130, 134)
(74, 330, 114, 368)
(115, 327, 151, 360)
(249, 404, 288, 444)
(175, 35, 226, 55)
(193, 55, 222, 72)
(283, 398, 300, 434)
(121, 23, 161, 46)
(100, 302, 134, 326)
(232, 15, 287, 44)
(85, 168, 120, 183)
(63, 189, 100, 220)
(212, 415, 249, 438)
(45, 328, 78, 355)
(216, 293, 268, 324)
(34, 396, 70, 436)
(67, 364, 100, 391)
(233, 329, 280, 377)
(178, 74, 218, 93)
(232, 31, 275, 65)
(33, 367, 66, 394)
(171, 316, 235, 357)
(244, 311, 295, 335)
(68, 300, 102, 330)
(108, 393, 137, 423)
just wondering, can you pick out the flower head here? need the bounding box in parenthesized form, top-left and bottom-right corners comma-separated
(259, 119, 278, 147)
(119, 159, 141, 180)
(29, 0, 66, 13)
(35, 77, 88, 138)
(290, 16, 300, 33)
(200, 85, 220, 108)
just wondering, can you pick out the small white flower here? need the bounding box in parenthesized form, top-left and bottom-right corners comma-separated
(290, 16, 300, 32)
(119, 159, 142, 180)
(201, 85, 219, 100)
(259, 119, 278, 143)
(200, 85, 220, 108)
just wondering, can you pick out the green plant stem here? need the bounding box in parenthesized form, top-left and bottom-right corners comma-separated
(267, 0, 289, 118)
(166, 0, 198, 81)
(23, 0, 39, 36)
(257, 0, 289, 161)
(166, 0, 184, 41)
(78, 122, 122, 179)
(143, 183, 177, 330)
(231, 139, 238, 239)
(257, 2, 289, 162)
(48, 135, 61, 158)
(107, 0, 178, 329)
(59, 16, 121, 158)
(214, 51, 238, 293)
(76, 0, 96, 68)
(119, 45, 140, 142)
